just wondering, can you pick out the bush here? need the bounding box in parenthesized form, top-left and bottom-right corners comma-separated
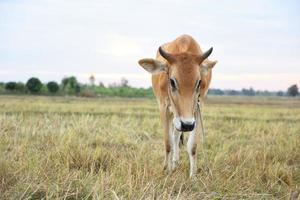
(93, 85, 153, 98)
(47, 81, 59, 93)
(276, 91, 284, 96)
(5, 82, 17, 91)
(26, 78, 43, 93)
(80, 90, 96, 97)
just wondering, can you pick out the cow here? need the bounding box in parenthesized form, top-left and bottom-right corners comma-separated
(138, 34, 217, 177)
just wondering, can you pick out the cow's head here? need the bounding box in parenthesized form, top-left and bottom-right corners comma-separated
(138, 47, 216, 132)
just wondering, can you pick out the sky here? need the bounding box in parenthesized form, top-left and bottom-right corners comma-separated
(0, 0, 299, 90)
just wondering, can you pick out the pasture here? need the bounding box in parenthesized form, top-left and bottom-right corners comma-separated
(0, 95, 299, 199)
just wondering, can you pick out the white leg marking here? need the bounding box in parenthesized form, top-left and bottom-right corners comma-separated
(187, 130, 197, 177)
(172, 129, 181, 170)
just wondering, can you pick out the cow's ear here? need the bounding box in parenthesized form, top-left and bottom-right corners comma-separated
(200, 60, 217, 76)
(203, 60, 218, 69)
(138, 58, 167, 74)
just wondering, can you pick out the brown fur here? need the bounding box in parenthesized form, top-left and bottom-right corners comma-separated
(152, 35, 215, 107)
(138, 34, 217, 171)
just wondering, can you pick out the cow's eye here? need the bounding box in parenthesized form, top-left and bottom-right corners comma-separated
(170, 78, 177, 90)
(195, 80, 202, 90)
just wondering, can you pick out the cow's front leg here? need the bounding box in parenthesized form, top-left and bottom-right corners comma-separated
(172, 129, 181, 170)
(187, 129, 198, 177)
(163, 127, 173, 172)
(161, 106, 173, 172)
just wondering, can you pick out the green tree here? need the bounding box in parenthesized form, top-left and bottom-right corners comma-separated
(47, 81, 59, 93)
(26, 77, 43, 93)
(61, 77, 69, 90)
(287, 84, 299, 97)
(5, 82, 17, 91)
(241, 87, 255, 96)
(61, 76, 81, 94)
(16, 82, 25, 92)
(0, 82, 5, 93)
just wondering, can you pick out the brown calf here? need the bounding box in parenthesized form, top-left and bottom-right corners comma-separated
(138, 34, 217, 177)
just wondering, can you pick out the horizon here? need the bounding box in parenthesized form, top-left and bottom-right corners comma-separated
(1, 74, 297, 92)
(1, 0, 299, 90)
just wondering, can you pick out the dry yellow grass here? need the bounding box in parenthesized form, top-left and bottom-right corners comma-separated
(0, 95, 299, 199)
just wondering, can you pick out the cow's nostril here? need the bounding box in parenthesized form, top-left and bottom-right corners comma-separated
(180, 121, 195, 132)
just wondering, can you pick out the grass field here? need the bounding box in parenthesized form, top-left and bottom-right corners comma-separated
(0, 95, 299, 199)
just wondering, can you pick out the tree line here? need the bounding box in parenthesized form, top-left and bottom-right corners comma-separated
(0, 76, 299, 97)
(208, 85, 299, 97)
(0, 76, 153, 98)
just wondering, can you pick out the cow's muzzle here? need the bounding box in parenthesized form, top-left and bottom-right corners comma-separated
(174, 117, 195, 132)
